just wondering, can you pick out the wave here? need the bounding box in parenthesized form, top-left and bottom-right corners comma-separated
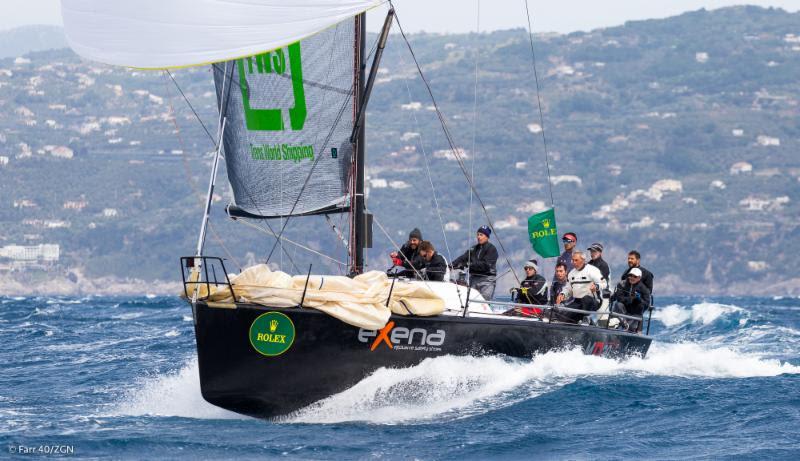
(112, 359, 247, 420)
(288, 343, 800, 424)
(110, 342, 799, 424)
(653, 302, 745, 327)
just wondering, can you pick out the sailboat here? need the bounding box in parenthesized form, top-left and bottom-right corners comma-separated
(61, 0, 653, 419)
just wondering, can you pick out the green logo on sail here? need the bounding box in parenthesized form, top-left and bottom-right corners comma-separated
(249, 312, 296, 356)
(238, 41, 307, 131)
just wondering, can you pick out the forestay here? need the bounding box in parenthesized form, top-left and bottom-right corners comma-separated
(215, 21, 356, 218)
(60, 0, 382, 69)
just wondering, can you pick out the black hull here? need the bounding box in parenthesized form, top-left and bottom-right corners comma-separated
(193, 302, 652, 419)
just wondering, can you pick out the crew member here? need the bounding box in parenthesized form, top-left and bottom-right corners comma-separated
(587, 242, 610, 283)
(550, 262, 569, 305)
(556, 251, 605, 323)
(511, 259, 548, 305)
(451, 225, 498, 300)
(390, 228, 423, 277)
(556, 232, 577, 275)
(417, 240, 447, 282)
(611, 267, 651, 332)
(620, 250, 654, 293)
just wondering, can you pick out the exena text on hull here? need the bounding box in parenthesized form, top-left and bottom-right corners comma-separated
(62, 0, 654, 419)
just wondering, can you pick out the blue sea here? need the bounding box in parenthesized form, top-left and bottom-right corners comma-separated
(2, 295, 799, 459)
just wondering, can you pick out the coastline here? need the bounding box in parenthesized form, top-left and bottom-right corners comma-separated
(1, 272, 797, 297)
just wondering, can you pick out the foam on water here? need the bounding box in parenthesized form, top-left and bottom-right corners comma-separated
(106, 297, 799, 425)
(113, 359, 247, 420)
(287, 342, 799, 424)
(654, 302, 744, 327)
(116, 342, 798, 424)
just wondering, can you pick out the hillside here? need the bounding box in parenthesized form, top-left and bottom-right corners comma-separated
(0, 6, 798, 295)
(0, 25, 68, 59)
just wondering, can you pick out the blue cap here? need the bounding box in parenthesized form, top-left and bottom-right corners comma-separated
(477, 225, 492, 237)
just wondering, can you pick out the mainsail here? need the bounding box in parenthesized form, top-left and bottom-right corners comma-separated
(215, 21, 356, 218)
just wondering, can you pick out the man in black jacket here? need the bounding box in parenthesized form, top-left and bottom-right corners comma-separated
(512, 259, 548, 305)
(611, 267, 651, 332)
(417, 241, 447, 282)
(587, 242, 610, 283)
(549, 262, 569, 305)
(390, 228, 423, 278)
(619, 250, 654, 293)
(451, 225, 498, 300)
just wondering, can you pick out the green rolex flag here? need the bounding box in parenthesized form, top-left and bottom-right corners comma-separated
(528, 208, 560, 258)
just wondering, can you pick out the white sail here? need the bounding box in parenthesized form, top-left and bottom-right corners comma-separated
(60, 0, 382, 68)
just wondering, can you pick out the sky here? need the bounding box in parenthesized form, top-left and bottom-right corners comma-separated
(2, 0, 798, 34)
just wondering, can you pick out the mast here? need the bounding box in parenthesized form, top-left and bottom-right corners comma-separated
(351, 9, 394, 275)
(352, 12, 367, 274)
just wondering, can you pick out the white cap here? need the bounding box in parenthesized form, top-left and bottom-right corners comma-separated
(523, 259, 539, 272)
(629, 268, 642, 277)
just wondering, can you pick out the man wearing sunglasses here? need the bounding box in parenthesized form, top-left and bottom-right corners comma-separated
(619, 250, 654, 293)
(511, 259, 548, 305)
(555, 232, 578, 276)
(610, 267, 651, 332)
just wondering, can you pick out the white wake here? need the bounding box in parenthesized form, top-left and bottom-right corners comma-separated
(113, 301, 798, 424)
(287, 342, 799, 424)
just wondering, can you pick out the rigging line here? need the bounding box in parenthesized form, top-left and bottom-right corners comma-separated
(401, 76, 453, 265)
(209, 62, 300, 272)
(265, 32, 383, 265)
(165, 70, 216, 146)
(211, 62, 352, 96)
(265, 86, 355, 263)
(235, 218, 348, 267)
(392, 8, 521, 285)
(367, 209, 431, 286)
(523, 0, 555, 208)
(161, 72, 242, 270)
(468, 0, 481, 276)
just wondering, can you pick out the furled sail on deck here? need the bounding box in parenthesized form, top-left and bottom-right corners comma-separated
(216, 20, 357, 218)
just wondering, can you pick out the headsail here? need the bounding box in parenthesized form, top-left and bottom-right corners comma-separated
(60, 0, 381, 69)
(216, 21, 356, 218)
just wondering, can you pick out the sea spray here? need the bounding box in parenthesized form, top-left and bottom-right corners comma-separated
(286, 343, 799, 425)
(114, 359, 247, 420)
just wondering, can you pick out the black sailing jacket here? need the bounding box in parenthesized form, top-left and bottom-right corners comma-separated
(515, 274, 548, 305)
(419, 252, 447, 282)
(620, 265, 654, 293)
(452, 241, 498, 277)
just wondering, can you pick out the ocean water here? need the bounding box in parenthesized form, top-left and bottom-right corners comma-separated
(2, 295, 799, 460)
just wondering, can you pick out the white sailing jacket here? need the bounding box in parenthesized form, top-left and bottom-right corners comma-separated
(561, 264, 606, 300)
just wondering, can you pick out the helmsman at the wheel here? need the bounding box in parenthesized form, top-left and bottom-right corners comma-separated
(451, 225, 498, 300)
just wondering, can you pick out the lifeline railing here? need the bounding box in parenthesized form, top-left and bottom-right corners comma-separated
(180, 256, 235, 301)
(468, 298, 654, 335)
(178, 260, 655, 335)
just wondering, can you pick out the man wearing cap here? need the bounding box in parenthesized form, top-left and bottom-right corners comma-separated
(417, 240, 447, 282)
(451, 225, 498, 300)
(611, 267, 651, 332)
(556, 232, 577, 275)
(587, 242, 610, 283)
(390, 228, 423, 278)
(620, 250, 654, 293)
(555, 251, 605, 323)
(511, 259, 548, 305)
